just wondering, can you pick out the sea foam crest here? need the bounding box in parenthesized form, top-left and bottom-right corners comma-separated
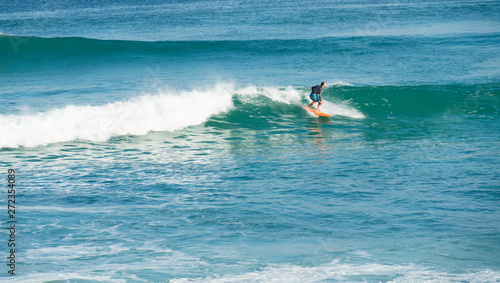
(320, 100, 366, 119)
(330, 80, 354, 87)
(236, 85, 303, 105)
(0, 83, 234, 148)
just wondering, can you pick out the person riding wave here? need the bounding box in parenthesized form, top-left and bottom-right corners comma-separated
(309, 82, 326, 111)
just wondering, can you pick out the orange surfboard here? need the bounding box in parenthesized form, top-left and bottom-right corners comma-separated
(301, 105, 332, 117)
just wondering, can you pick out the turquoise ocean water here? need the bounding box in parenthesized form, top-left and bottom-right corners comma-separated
(1, 0, 500, 281)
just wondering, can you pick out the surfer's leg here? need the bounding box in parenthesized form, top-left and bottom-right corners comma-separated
(317, 101, 323, 110)
(309, 93, 319, 108)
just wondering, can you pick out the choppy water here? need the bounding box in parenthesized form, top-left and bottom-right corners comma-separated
(1, 0, 499, 282)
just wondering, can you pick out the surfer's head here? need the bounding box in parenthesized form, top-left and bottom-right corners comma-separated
(321, 82, 326, 87)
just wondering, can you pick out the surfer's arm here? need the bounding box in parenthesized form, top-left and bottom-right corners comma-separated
(318, 88, 324, 101)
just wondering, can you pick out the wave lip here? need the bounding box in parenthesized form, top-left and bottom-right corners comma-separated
(330, 80, 354, 87)
(0, 84, 234, 148)
(236, 85, 303, 105)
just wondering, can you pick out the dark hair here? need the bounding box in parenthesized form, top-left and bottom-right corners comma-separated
(321, 82, 326, 86)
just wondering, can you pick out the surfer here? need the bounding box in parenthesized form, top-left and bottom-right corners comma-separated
(309, 82, 326, 111)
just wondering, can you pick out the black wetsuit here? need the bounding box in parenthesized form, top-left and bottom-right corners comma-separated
(310, 85, 323, 102)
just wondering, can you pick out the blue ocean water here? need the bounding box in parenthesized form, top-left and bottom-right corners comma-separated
(1, 0, 500, 282)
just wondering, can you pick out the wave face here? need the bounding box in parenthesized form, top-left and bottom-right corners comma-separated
(2, 32, 500, 87)
(1, 82, 498, 148)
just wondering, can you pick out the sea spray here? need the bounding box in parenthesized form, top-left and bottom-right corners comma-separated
(0, 84, 234, 148)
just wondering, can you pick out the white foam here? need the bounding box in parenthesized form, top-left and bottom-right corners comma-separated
(330, 80, 354, 87)
(170, 260, 500, 283)
(1, 83, 234, 148)
(321, 100, 366, 119)
(236, 85, 303, 105)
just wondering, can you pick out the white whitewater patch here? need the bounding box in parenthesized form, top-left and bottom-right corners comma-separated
(0, 83, 234, 148)
(9, 259, 499, 282)
(170, 260, 500, 283)
(320, 100, 366, 119)
(330, 80, 354, 87)
(236, 85, 303, 105)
